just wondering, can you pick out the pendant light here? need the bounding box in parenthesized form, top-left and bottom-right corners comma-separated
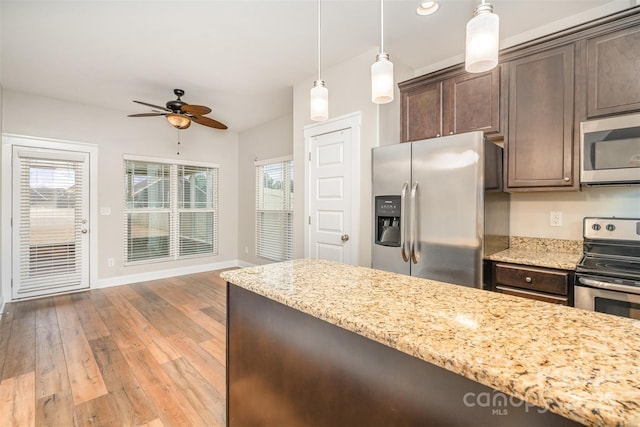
(465, 0, 499, 74)
(310, 0, 328, 121)
(371, 0, 394, 104)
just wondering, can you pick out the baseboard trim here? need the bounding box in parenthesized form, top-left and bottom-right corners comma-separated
(236, 260, 255, 268)
(95, 259, 251, 289)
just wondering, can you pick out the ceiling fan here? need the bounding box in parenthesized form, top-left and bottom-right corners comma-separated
(128, 89, 228, 130)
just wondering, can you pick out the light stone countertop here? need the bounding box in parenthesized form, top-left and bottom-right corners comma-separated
(221, 258, 640, 427)
(486, 248, 583, 270)
(487, 237, 584, 270)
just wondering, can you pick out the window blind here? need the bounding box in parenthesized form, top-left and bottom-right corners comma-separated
(255, 158, 293, 261)
(177, 165, 218, 257)
(17, 156, 84, 291)
(124, 159, 218, 264)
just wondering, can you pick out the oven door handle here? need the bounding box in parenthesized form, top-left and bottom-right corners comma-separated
(578, 277, 640, 296)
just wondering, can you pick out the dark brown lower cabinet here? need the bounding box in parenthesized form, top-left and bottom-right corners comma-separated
(492, 262, 573, 305)
(227, 283, 580, 427)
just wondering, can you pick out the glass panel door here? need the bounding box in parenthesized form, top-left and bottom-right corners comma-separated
(12, 147, 90, 299)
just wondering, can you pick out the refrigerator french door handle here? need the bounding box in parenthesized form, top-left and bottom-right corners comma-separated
(400, 182, 409, 263)
(410, 181, 420, 264)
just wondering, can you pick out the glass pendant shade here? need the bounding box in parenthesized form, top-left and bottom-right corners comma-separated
(166, 113, 191, 129)
(465, 3, 499, 74)
(371, 53, 394, 104)
(310, 80, 328, 121)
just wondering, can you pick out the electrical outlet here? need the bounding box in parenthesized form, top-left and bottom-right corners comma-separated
(107, 258, 115, 267)
(550, 211, 563, 227)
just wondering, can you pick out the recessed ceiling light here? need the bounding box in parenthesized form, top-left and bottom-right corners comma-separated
(416, 1, 440, 16)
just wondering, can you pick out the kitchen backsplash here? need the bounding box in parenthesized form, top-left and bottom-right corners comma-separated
(509, 186, 639, 241)
(509, 236, 582, 254)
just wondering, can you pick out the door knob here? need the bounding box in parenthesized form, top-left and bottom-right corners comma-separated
(81, 229, 88, 234)
(341, 234, 349, 242)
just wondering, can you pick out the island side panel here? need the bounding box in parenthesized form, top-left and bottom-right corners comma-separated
(226, 283, 580, 427)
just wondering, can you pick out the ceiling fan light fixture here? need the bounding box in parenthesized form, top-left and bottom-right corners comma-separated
(416, 1, 439, 16)
(465, 1, 500, 74)
(167, 113, 191, 129)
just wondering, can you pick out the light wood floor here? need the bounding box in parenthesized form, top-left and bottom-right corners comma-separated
(0, 269, 230, 427)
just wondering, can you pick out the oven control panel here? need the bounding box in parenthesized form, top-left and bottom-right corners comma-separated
(584, 217, 640, 241)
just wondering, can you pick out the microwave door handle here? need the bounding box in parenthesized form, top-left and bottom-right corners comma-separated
(400, 182, 409, 263)
(410, 181, 420, 264)
(578, 277, 640, 296)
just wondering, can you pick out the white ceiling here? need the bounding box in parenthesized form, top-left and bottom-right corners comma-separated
(1, 0, 634, 132)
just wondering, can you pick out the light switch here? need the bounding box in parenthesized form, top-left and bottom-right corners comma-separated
(100, 207, 111, 216)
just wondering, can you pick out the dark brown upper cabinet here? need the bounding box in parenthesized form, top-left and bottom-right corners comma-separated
(397, 7, 640, 190)
(505, 44, 577, 191)
(585, 25, 640, 118)
(443, 68, 501, 137)
(399, 67, 501, 142)
(400, 81, 442, 142)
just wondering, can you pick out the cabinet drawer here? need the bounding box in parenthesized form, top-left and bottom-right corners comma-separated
(494, 263, 569, 296)
(496, 286, 569, 305)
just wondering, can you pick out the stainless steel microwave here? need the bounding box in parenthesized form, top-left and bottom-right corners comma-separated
(580, 114, 640, 186)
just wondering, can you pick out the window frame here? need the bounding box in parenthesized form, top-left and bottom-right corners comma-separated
(123, 155, 219, 266)
(255, 156, 294, 262)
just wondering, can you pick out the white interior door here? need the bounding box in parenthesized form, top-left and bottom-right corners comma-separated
(12, 146, 90, 299)
(307, 128, 353, 263)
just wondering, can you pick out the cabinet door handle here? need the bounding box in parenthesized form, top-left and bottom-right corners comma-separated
(563, 177, 570, 182)
(525, 276, 532, 283)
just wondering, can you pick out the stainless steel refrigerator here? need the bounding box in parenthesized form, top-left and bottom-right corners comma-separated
(372, 131, 510, 288)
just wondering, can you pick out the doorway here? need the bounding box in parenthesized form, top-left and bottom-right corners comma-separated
(2, 135, 98, 300)
(304, 113, 361, 265)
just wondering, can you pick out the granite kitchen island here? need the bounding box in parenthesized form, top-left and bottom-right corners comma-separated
(221, 259, 640, 426)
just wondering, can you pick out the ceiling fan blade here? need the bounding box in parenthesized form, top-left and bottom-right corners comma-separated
(133, 100, 171, 111)
(181, 104, 212, 116)
(127, 112, 167, 117)
(192, 115, 228, 130)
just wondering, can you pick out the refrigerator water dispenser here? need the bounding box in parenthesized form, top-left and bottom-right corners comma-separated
(375, 196, 401, 247)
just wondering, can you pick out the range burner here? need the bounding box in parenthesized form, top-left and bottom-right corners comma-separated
(577, 255, 640, 282)
(575, 218, 640, 319)
(576, 218, 640, 280)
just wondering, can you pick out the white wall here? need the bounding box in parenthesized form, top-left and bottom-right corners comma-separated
(510, 187, 640, 240)
(292, 47, 413, 267)
(237, 114, 293, 266)
(2, 90, 239, 296)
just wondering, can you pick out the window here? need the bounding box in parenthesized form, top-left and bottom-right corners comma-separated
(124, 157, 218, 264)
(255, 157, 293, 261)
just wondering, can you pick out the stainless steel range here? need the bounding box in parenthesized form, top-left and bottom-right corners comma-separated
(575, 217, 640, 320)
